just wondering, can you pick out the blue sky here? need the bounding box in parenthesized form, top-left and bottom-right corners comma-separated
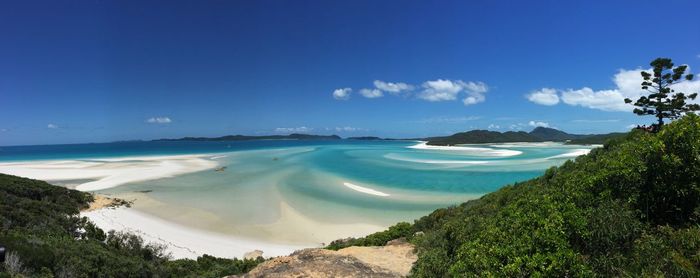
(1, 0, 699, 146)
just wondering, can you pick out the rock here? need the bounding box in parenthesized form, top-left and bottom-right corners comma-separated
(228, 241, 417, 278)
(244, 250, 264, 260)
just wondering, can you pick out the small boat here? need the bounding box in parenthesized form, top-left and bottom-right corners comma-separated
(215, 166, 227, 172)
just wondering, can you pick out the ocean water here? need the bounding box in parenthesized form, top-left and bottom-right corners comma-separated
(0, 140, 593, 244)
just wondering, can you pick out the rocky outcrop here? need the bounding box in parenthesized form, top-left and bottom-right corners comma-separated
(229, 239, 417, 278)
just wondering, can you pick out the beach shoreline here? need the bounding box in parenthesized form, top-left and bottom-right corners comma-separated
(80, 193, 390, 260)
(81, 205, 311, 259)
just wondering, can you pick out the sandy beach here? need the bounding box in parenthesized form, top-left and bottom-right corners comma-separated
(0, 152, 400, 260)
(0, 154, 219, 191)
(81, 206, 310, 259)
(80, 195, 387, 259)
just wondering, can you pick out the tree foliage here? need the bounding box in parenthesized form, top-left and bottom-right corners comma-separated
(625, 58, 699, 127)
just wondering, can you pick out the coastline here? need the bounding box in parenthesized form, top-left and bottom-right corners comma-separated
(2, 142, 595, 261)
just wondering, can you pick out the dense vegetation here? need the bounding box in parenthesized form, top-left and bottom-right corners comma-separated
(154, 133, 341, 141)
(336, 114, 700, 277)
(565, 132, 627, 145)
(426, 127, 624, 145)
(0, 174, 263, 277)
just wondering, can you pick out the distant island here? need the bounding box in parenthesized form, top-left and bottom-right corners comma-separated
(154, 133, 342, 142)
(150, 128, 626, 145)
(426, 127, 626, 145)
(346, 136, 385, 140)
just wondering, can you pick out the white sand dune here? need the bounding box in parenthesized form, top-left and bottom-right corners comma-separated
(408, 141, 522, 157)
(0, 154, 218, 191)
(343, 182, 390, 197)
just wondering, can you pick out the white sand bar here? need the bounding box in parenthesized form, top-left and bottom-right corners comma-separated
(408, 141, 522, 157)
(81, 207, 309, 259)
(343, 182, 390, 197)
(547, 149, 592, 159)
(0, 154, 219, 191)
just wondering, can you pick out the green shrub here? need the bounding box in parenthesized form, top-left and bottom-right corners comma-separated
(0, 173, 263, 277)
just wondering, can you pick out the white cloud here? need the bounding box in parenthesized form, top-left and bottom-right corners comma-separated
(418, 79, 488, 105)
(531, 68, 700, 112)
(509, 123, 525, 130)
(463, 81, 489, 94)
(561, 87, 629, 111)
(47, 124, 58, 129)
(334, 126, 366, 132)
(274, 126, 313, 133)
(526, 88, 559, 105)
(487, 124, 500, 129)
(528, 121, 550, 128)
(418, 79, 462, 101)
(147, 117, 172, 124)
(415, 116, 481, 124)
(373, 80, 414, 94)
(333, 88, 352, 100)
(359, 88, 383, 98)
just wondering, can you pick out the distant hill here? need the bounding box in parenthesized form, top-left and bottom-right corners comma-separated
(529, 127, 580, 141)
(565, 132, 627, 145)
(426, 130, 539, 145)
(427, 127, 625, 145)
(154, 133, 341, 142)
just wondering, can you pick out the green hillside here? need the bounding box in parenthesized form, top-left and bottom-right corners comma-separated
(566, 132, 627, 145)
(330, 114, 700, 277)
(427, 130, 539, 145)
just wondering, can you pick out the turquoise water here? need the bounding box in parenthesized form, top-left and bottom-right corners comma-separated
(1, 140, 593, 243)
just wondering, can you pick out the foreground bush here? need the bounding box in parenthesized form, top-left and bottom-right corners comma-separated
(0, 174, 263, 277)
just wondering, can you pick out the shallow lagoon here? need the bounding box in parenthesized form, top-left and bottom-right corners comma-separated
(85, 140, 595, 245)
